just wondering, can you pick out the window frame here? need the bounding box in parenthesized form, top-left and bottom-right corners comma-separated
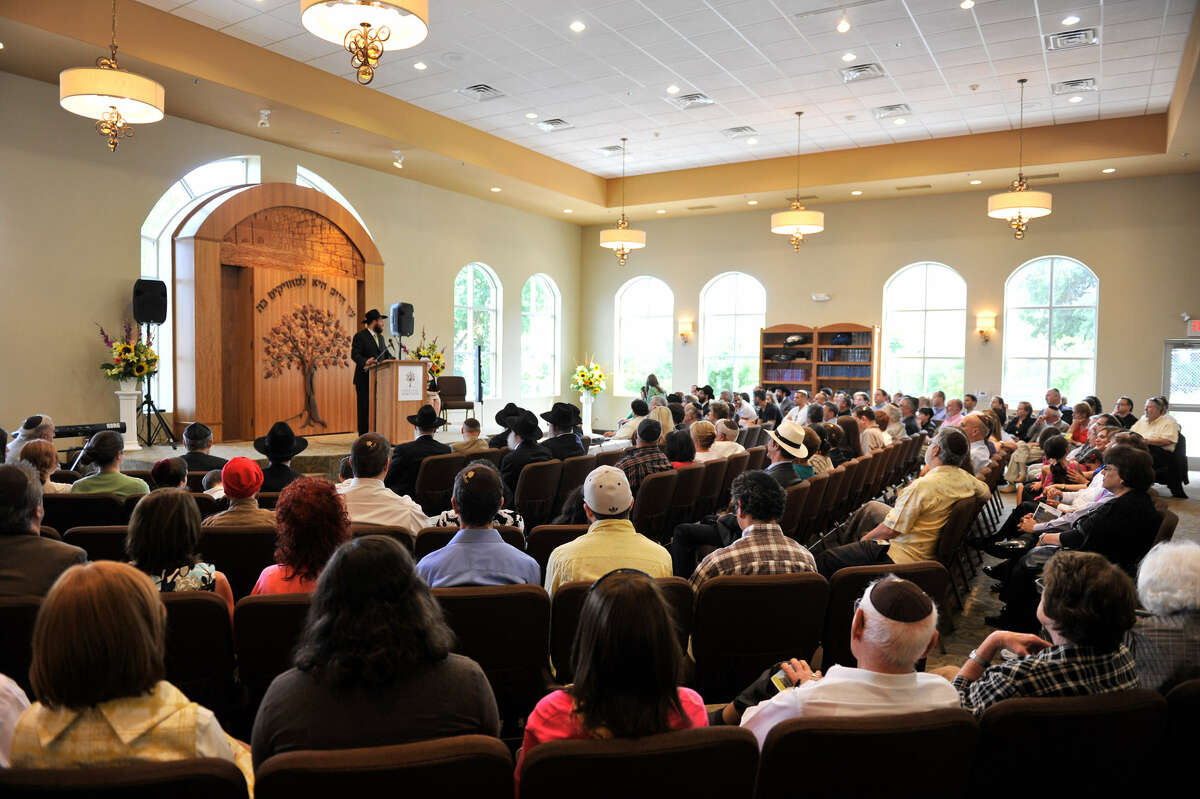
(453, 262, 503, 401)
(613, 275, 675, 398)
(880, 261, 968, 398)
(698, 271, 767, 395)
(295, 165, 371, 237)
(520, 273, 561, 398)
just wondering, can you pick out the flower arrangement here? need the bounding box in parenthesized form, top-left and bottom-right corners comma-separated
(571, 358, 607, 395)
(97, 321, 159, 382)
(402, 328, 447, 378)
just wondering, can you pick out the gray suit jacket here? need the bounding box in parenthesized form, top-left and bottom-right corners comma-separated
(0, 530, 86, 597)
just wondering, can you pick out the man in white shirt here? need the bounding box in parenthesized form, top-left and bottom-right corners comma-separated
(1132, 396, 1185, 497)
(724, 577, 958, 745)
(960, 414, 992, 474)
(734, 393, 757, 428)
(710, 420, 746, 458)
(337, 433, 429, 537)
(784, 390, 809, 424)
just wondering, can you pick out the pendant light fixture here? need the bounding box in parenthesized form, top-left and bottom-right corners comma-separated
(301, 0, 429, 85)
(771, 111, 825, 252)
(987, 78, 1052, 239)
(600, 138, 646, 266)
(59, 0, 164, 152)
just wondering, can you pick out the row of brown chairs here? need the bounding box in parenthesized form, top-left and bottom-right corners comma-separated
(4, 681, 1195, 799)
(40, 491, 282, 534)
(50, 469, 210, 492)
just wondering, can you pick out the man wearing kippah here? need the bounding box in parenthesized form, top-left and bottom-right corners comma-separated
(5, 415, 54, 465)
(202, 457, 275, 528)
(179, 422, 227, 472)
(339, 433, 429, 536)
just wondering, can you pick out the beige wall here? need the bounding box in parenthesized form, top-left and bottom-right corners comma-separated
(581, 172, 1200, 424)
(0, 72, 580, 437)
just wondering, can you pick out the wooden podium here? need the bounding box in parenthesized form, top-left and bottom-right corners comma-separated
(368, 360, 429, 443)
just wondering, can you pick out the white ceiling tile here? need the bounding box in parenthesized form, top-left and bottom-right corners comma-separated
(936, 45, 992, 67)
(619, 20, 688, 46)
(139, 0, 189, 11)
(879, 54, 940, 76)
(1101, 70, 1154, 90)
(1106, 37, 1167, 60)
(979, 19, 1041, 42)
(1105, 18, 1170, 42)
(925, 28, 985, 51)
(893, 70, 950, 90)
(710, 0, 787, 27)
(1151, 68, 1179, 85)
(689, 29, 755, 53)
(975, 0, 1040, 25)
(1100, 85, 1152, 103)
(986, 36, 1045, 59)
(737, 19, 806, 47)
(273, 33, 340, 63)
(178, 0, 257, 26)
(903, 84, 954, 101)
(662, 8, 732, 37)
(912, 11, 978, 36)
(1102, 0, 1169, 24)
(1105, 54, 1160, 74)
(170, 5, 227, 28)
(1160, 12, 1196, 34)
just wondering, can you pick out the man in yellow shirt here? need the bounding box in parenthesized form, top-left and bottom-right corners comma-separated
(543, 465, 671, 596)
(815, 427, 989, 577)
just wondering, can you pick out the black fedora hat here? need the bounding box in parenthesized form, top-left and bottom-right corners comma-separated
(509, 410, 543, 441)
(494, 402, 520, 429)
(363, 308, 384, 324)
(407, 404, 448, 430)
(253, 422, 308, 461)
(541, 402, 581, 429)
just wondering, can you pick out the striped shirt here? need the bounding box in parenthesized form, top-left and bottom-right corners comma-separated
(690, 523, 816, 590)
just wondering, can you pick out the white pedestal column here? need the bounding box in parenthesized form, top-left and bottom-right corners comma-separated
(580, 391, 595, 438)
(116, 384, 141, 451)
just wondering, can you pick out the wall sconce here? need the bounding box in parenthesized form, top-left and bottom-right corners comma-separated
(678, 318, 694, 345)
(976, 312, 997, 343)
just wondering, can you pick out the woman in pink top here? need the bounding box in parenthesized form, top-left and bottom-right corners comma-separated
(516, 569, 707, 780)
(252, 477, 350, 595)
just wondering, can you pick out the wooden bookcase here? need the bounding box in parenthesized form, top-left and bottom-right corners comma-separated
(760, 322, 880, 397)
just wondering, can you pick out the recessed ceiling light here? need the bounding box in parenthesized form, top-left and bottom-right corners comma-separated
(850, 190, 863, 196)
(0, 42, 5, 50)
(745, 137, 758, 145)
(413, 61, 427, 70)
(391, 150, 403, 169)
(563, 209, 573, 214)
(893, 118, 907, 125)
(666, 84, 680, 94)
(525, 112, 538, 119)
(656, 209, 667, 214)
(1062, 15, 1080, 25)
(1068, 95, 1083, 103)
(746, 200, 758, 205)
(969, 179, 982, 185)
(960, 0, 975, 8)
(569, 20, 586, 33)
(490, 186, 502, 192)
(1101, 167, 1116, 174)
(836, 16, 851, 33)
(842, 52, 856, 62)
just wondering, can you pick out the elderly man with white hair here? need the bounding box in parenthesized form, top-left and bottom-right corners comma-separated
(1128, 541, 1200, 693)
(5, 415, 54, 464)
(719, 577, 959, 746)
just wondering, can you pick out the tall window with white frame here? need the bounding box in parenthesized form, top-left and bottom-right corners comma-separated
(295, 165, 371, 237)
(140, 156, 261, 411)
(453, 262, 501, 401)
(520, 274, 560, 397)
(699, 271, 766, 395)
(614, 276, 674, 396)
(1002, 256, 1098, 404)
(881, 262, 967, 398)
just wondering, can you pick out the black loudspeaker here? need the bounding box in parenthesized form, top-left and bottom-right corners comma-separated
(390, 301, 415, 337)
(132, 279, 168, 325)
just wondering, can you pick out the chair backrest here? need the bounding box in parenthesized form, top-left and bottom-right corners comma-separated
(0, 758, 249, 799)
(256, 736, 511, 799)
(694, 458, 728, 517)
(233, 593, 312, 719)
(476, 448, 503, 468)
(549, 576, 693, 684)
(0, 595, 40, 695)
(555, 454, 597, 512)
(718, 451, 750, 507)
(48, 470, 82, 485)
(837, 416, 862, 457)
(526, 525, 589, 577)
(934, 496, 981, 572)
(1166, 678, 1200, 781)
(256, 492, 281, 510)
(1154, 509, 1179, 544)
(196, 527, 279, 601)
(436, 375, 468, 402)
(514, 459, 563, 529)
(122, 469, 154, 485)
(757, 710, 977, 799)
(692, 572, 830, 702)
(413, 452, 468, 515)
(974, 689, 1167, 796)
(744, 445, 767, 471)
(126, 493, 226, 519)
(667, 463, 706, 529)
(63, 525, 128, 562)
(349, 523, 414, 552)
(186, 471, 208, 492)
(520, 727, 758, 799)
(778, 480, 811, 539)
(594, 449, 623, 468)
(433, 584, 552, 730)
(41, 494, 126, 531)
(735, 427, 748, 445)
(820, 561, 951, 670)
(160, 592, 236, 722)
(794, 470, 831, 543)
(629, 468, 678, 543)
(825, 460, 858, 526)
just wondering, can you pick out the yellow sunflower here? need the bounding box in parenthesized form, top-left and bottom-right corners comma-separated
(133, 362, 148, 376)
(117, 343, 135, 358)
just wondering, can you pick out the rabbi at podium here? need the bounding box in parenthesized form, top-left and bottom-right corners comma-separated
(351, 309, 389, 435)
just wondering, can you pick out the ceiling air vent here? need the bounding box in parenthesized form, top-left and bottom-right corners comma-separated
(1045, 28, 1099, 51)
(666, 92, 715, 110)
(873, 103, 912, 120)
(1051, 78, 1097, 95)
(455, 83, 505, 102)
(841, 63, 886, 83)
(533, 118, 572, 132)
(720, 125, 758, 139)
(896, 184, 932, 191)
(687, 204, 718, 210)
(595, 144, 625, 156)
(1024, 172, 1060, 181)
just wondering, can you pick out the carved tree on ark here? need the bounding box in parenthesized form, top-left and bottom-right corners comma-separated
(262, 304, 351, 428)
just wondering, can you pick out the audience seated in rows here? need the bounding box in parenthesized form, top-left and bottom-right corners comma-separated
(150, 457, 188, 489)
(338, 433, 428, 534)
(711, 420, 745, 458)
(252, 477, 350, 595)
(804, 426, 833, 476)
(202, 457, 276, 528)
(665, 429, 695, 468)
(615, 419, 673, 496)
(5, 415, 54, 465)
(17, 440, 70, 495)
(679, 402, 703, 429)
(605, 398, 648, 441)
(9, 562, 254, 786)
(180, 422, 227, 472)
(690, 421, 719, 463)
(254, 422, 307, 494)
(417, 462, 539, 588)
(1042, 387, 1074, 424)
(127, 488, 235, 615)
(541, 403, 586, 461)
(1133, 396, 1186, 497)
(451, 417, 489, 455)
(1128, 541, 1200, 693)
(1112, 395, 1138, 429)
(854, 406, 890, 454)
(942, 398, 965, 427)
(385, 405, 450, 498)
(544, 466, 670, 596)
(70, 431, 149, 500)
(0, 464, 85, 597)
(753, 389, 782, 429)
(252, 535, 499, 768)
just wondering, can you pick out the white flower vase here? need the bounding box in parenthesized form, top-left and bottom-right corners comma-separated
(580, 391, 595, 437)
(114, 378, 142, 451)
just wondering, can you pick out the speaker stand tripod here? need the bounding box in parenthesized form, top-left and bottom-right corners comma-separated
(137, 375, 177, 448)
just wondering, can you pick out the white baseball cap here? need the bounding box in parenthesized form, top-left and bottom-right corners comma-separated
(583, 465, 633, 515)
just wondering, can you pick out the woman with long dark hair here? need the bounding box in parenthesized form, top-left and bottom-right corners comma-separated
(251, 535, 498, 767)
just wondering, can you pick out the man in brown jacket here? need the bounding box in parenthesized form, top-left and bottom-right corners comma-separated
(201, 457, 275, 528)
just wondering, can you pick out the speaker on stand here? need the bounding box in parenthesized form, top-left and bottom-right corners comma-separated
(132, 278, 177, 448)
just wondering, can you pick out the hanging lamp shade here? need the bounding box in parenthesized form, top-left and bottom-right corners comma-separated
(986, 189, 1052, 221)
(301, 0, 429, 48)
(599, 221, 647, 252)
(770, 206, 825, 236)
(59, 66, 164, 123)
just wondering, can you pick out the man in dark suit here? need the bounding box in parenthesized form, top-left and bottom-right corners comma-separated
(180, 422, 227, 471)
(540, 402, 585, 461)
(763, 419, 809, 489)
(351, 309, 391, 435)
(0, 464, 86, 597)
(499, 410, 553, 493)
(385, 404, 450, 498)
(253, 422, 308, 493)
(488, 403, 520, 450)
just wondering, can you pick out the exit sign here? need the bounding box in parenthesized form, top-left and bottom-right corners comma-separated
(1191, 319, 1200, 337)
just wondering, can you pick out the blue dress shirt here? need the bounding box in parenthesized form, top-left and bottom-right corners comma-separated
(416, 528, 541, 588)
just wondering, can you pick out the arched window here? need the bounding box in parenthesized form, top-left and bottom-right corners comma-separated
(453, 262, 501, 401)
(140, 156, 261, 410)
(296, 165, 370, 237)
(881, 262, 967, 398)
(1002, 256, 1098, 403)
(699, 271, 766, 394)
(614, 276, 674, 396)
(521, 274, 560, 397)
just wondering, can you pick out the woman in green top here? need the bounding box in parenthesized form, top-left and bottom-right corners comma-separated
(641, 373, 665, 401)
(70, 431, 149, 500)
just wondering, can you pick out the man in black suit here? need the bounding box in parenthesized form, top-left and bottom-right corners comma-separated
(180, 422, 227, 471)
(384, 404, 450, 498)
(253, 422, 308, 493)
(499, 410, 553, 493)
(0, 464, 86, 597)
(762, 419, 809, 489)
(540, 403, 585, 461)
(488, 403, 520, 450)
(351, 309, 391, 435)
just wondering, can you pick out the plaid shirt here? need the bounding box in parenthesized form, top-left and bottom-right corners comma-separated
(953, 644, 1139, 717)
(1126, 611, 1200, 694)
(689, 523, 817, 590)
(615, 445, 674, 495)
